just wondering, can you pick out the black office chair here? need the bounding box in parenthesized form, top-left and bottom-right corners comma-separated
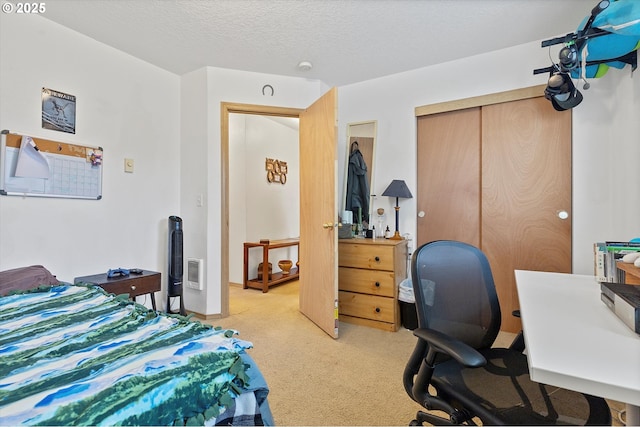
(403, 240, 611, 425)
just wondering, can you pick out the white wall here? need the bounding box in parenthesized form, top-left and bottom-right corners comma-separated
(179, 68, 210, 314)
(0, 14, 180, 307)
(229, 114, 300, 284)
(572, 70, 640, 272)
(338, 40, 640, 275)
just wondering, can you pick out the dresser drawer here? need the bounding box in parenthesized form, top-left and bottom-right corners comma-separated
(338, 290, 396, 323)
(338, 243, 395, 271)
(99, 273, 161, 297)
(338, 267, 395, 297)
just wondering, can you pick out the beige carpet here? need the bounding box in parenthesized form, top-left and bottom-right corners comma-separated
(207, 281, 626, 426)
(209, 281, 426, 425)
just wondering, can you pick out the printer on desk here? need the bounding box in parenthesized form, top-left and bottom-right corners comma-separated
(600, 281, 640, 334)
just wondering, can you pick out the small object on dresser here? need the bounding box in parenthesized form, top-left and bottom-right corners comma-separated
(130, 268, 143, 274)
(338, 223, 352, 239)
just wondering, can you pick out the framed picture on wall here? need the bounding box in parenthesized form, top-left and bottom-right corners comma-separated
(42, 87, 76, 134)
(265, 158, 288, 185)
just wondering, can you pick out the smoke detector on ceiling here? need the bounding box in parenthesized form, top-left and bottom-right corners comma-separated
(297, 61, 313, 71)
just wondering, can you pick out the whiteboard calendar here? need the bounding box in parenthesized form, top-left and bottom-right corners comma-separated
(0, 131, 103, 199)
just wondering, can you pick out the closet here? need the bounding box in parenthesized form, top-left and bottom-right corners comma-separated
(416, 87, 572, 332)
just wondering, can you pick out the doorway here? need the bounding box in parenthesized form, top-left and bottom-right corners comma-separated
(220, 89, 339, 339)
(221, 103, 303, 317)
(228, 113, 300, 294)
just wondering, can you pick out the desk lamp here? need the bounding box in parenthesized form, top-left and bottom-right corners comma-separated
(381, 180, 412, 240)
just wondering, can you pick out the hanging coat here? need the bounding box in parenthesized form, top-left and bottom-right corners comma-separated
(345, 148, 370, 222)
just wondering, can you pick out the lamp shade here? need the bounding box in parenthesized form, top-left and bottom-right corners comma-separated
(382, 180, 412, 199)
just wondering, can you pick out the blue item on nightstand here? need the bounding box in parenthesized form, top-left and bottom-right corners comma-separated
(107, 268, 130, 278)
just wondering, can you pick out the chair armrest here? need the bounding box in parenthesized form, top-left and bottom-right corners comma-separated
(413, 327, 486, 367)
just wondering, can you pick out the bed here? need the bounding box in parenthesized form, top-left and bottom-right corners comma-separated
(0, 266, 273, 426)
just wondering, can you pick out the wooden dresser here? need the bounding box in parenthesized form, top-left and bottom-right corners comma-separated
(338, 238, 408, 331)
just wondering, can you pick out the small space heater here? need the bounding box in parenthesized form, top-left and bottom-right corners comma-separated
(167, 215, 186, 315)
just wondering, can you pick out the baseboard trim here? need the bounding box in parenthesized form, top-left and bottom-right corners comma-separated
(187, 310, 222, 320)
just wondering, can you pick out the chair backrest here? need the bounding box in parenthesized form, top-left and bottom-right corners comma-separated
(411, 240, 501, 351)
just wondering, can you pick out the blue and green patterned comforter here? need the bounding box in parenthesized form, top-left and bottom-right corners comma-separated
(0, 284, 271, 426)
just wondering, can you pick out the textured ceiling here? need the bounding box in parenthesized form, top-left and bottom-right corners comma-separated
(41, 0, 593, 86)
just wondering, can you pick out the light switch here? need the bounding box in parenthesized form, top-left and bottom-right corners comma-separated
(124, 158, 134, 173)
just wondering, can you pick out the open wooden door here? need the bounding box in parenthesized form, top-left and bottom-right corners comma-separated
(299, 88, 339, 338)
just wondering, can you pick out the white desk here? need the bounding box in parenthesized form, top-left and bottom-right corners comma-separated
(515, 270, 640, 426)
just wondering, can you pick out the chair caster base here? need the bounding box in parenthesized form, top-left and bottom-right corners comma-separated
(411, 410, 476, 426)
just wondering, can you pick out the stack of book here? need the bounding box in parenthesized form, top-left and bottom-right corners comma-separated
(594, 241, 640, 282)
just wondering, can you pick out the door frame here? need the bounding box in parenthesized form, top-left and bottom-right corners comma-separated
(414, 85, 546, 116)
(220, 102, 303, 317)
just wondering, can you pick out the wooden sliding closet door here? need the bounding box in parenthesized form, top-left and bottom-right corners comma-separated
(416, 91, 572, 333)
(416, 108, 481, 247)
(482, 97, 572, 332)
